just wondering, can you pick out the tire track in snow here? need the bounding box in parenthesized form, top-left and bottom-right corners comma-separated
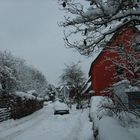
(67, 109, 93, 140)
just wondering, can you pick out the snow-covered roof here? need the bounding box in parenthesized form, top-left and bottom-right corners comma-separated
(59, 85, 69, 91)
(113, 79, 130, 87)
(112, 80, 140, 92)
(80, 76, 91, 95)
(53, 101, 69, 111)
(125, 85, 140, 92)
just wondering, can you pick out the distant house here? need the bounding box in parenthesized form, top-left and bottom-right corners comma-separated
(89, 20, 140, 96)
(59, 85, 70, 101)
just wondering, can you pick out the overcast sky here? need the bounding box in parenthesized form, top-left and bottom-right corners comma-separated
(0, 0, 94, 85)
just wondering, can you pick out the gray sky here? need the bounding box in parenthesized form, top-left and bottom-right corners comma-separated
(0, 0, 93, 85)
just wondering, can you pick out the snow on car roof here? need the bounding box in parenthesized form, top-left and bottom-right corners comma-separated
(54, 101, 69, 110)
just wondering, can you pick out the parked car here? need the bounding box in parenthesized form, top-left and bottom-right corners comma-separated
(53, 101, 69, 115)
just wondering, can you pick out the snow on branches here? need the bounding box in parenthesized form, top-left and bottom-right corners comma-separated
(58, 0, 140, 55)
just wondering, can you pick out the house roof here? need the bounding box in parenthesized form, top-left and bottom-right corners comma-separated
(81, 81, 91, 95)
(89, 19, 140, 76)
(80, 76, 91, 95)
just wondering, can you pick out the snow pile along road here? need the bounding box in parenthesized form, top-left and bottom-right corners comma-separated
(98, 117, 138, 140)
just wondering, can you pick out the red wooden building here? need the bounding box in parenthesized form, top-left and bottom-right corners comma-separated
(89, 20, 140, 96)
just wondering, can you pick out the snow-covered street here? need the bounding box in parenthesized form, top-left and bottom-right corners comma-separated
(0, 103, 93, 140)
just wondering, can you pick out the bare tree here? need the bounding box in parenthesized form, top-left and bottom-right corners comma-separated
(60, 62, 86, 105)
(58, 0, 140, 55)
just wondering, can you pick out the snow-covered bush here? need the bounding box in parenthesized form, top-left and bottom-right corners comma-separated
(89, 96, 115, 139)
(89, 96, 114, 138)
(89, 96, 113, 121)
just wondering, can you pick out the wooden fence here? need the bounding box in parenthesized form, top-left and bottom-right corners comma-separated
(0, 94, 44, 122)
(0, 99, 11, 122)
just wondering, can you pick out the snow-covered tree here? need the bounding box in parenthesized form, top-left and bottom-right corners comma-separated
(0, 50, 48, 95)
(45, 84, 57, 101)
(15, 64, 48, 95)
(58, 0, 140, 55)
(0, 51, 17, 93)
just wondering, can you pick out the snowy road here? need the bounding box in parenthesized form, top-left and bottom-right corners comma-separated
(0, 103, 93, 140)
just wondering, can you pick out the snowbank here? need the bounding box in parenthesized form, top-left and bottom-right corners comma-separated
(89, 96, 113, 121)
(89, 96, 140, 140)
(89, 95, 114, 140)
(98, 117, 137, 140)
